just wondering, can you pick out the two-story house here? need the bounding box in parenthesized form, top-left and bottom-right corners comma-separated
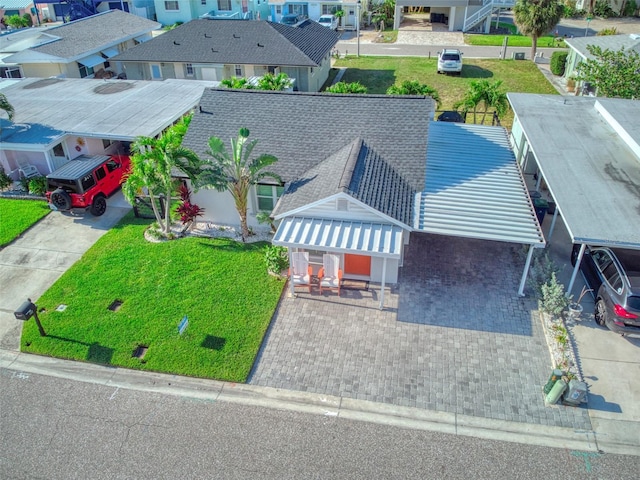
(153, 0, 270, 25)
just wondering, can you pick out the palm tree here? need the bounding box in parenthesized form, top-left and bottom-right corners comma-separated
(454, 80, 509, 125)
(256, 72, 293, 91)
(325, 81, 368, 94)
(513, 0, 564, 60)
(122, 117, 201, 235)
(386, 80, 441, 108)
(221, 77, 253, 89)
(1, 92, 14, 121)
(195, 128, 281, 241)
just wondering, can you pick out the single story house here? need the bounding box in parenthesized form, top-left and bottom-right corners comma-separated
(182, 89, 545, 305)
(564, 33, 640, 94)
(0, 76, 215, 178)
(153, 0, 269, 25)
(508, 93, 640, 295)
(3, 9, 160, 79)
(111, 18, 340, 92)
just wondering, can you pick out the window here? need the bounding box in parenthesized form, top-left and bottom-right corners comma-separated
(201, 0, 207, 4)
(105, 160, 119, 173)
(322, 5, 337, 14)
(165, 1, 179, 11)
(276, 6, 282, 14)
(80, 173, 96, 192)
(53, 143, 65, 157)
(78, 64, 94, 78)
(218, 0, 231, 10)
(102, 138, 115, 150)
(95, 166, 107, 182)
(290, 4, 305, 15)
(185, 63, 194, 77)
(256, 184, 284, 211)
(234, 64, 243, 76)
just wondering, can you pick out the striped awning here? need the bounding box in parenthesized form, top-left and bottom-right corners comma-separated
(273, 217, 405, 259)
(417, 122, 545, 246)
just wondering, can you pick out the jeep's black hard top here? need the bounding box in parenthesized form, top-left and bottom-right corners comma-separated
(46, 155, 112, 181)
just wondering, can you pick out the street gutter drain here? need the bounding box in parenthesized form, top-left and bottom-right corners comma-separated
(108, 299, 123, 311)
(132, 345, 148, 360)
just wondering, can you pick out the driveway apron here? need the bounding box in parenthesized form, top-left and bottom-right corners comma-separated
(250, 234, 591, 429)
(0, 195, 130, 350)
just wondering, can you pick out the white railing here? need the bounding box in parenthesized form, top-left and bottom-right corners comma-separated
(463, 0, 516, 33)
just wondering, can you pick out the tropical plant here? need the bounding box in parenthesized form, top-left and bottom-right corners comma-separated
(256, 72, 293, 91)
(513, 0, 564, 60)
(454, 80, 509, 124)
(194, 128, 281, 241)
(5, 14, 30, 29)
(596, 27, 618, 36)
(28, 176, 47, 196)
(325, 81, 368, 93)
(371, 0, 396, 29)
(593, 0, 615, 17)
(256, 210, 277, 233)
(550, 51, 568, 75)
(0, 166, 12, 191)
(0, 92, 15, 123)
(221, 77, 253, 89)
(264, 245, 289, 275)
(575, 45, 640, 99)
(175, 184, 205, 230)
(386, 80, 441, 107)
(122, 116, 202, 236)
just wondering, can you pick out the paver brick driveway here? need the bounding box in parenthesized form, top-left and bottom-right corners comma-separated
(250, 234, 591, 429)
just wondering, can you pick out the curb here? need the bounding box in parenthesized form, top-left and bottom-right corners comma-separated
(0, 349, 604, 453)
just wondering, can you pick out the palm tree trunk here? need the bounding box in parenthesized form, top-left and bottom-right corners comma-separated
(163, 190, 172, 234)
(240, 210, 249, 242)
(148, 190, 166, 233)
(531, 34, 538, 61)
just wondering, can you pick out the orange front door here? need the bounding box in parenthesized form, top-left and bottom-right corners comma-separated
(344, 254, 371, 276)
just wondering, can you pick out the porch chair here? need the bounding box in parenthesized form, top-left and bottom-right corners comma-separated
(289, 251, 313, 293)
(318, 254, 343, 296)
(16, 158, 40, 180)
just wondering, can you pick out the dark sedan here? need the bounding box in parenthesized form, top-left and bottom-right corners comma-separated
(572, 245, 640, 336)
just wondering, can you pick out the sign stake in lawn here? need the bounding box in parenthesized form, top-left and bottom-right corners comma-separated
(178, 315, 189, 335)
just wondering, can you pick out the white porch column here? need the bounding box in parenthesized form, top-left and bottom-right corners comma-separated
(567, 244, 586, 297)
(288, 247, 295, 297)
(518, 245, 535, 297)
(379, 257, 387, 310)
(547, 207, 559, 243)
(449, 7, 456, 32)
(393, 5, 401, 30)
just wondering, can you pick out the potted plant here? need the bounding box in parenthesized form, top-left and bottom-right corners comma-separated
(566, 76, 576, 93)
(567, 286, 592, 319)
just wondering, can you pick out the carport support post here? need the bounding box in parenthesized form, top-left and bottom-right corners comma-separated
(547, 208, 559, 243)
(567, 244, 586, 297)
(518, 245, 535, 297)
(288, 248, 295, 297)
(379, 257, 387, 310)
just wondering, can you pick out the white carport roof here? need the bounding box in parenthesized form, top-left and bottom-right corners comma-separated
(273, 217, 405, 259)
(509, 94, 640, 248)
(417, 122, 545, 246)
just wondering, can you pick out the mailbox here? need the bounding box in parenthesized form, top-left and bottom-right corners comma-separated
(15, 301, 36, 321)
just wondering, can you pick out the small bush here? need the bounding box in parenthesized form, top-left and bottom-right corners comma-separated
(550, 51, 568, 75)
(594, 0, 616, 17)
(264, 245, 288, 275)
(623, 0, 637, 16)
(540, 272, 569, 317)
(597, 27, 618, 36)
(28, 176, 47, 196)
(0, 166, 12, 191)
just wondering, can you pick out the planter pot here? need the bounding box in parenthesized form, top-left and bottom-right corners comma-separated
(567, 303, 583, 319)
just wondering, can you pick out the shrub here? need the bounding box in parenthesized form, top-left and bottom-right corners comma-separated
(597, 27, 618, 36)
(326, 81, 368, 94)
(28, 176, 47, 196)
(594, 0, 616, 17)
(550, 51, 568, 75)
(540, 272, 569, 317)
(623, 0, 637, 16)
(264, 245, 288, 275)
(0, 166, 12, 191)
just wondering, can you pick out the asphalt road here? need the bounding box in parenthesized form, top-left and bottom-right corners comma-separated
(1, 369, 639, 479)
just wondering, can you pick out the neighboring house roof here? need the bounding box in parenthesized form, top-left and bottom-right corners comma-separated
(111, 19, 340, 67)
(4, 10, 160, 64)
(0, 0, 33, 8)
(0, 77, 215, 145)
(184, 89, 433, 192)
(508, 93, 640, 248)
(273, 138, 416, 226)
(565, 33, 640, 60)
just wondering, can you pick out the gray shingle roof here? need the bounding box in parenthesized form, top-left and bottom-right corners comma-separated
(565, 33, 640, 59)
(27, 10, 160, 60)
(272, 138, 416, 226)
(184, 89, 432, 224)
(111, 19, 340, 67)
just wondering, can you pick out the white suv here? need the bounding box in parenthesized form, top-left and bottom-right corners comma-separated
(437, 49, 463, 75)
(317, 14, 338, 30)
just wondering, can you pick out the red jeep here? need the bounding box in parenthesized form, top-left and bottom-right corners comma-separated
(45, 155, 130, 216)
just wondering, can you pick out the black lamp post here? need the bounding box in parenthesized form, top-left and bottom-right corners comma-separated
(14, 299, 47, 337)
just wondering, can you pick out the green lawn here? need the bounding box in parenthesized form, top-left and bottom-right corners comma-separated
(0, 198, 50, 247)
(464, 32, 566, 48)
(332, 56, 559, 129)
(21, 213, 285, 382)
